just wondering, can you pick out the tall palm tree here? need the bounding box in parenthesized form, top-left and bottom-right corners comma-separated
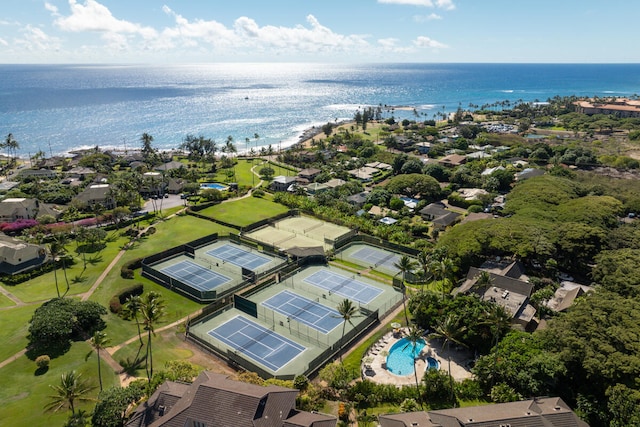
(47, 238, 64, 298)
(416, 250, 433, 291)
(393, 255, 417, 326)
(483, 304, 512, 349)
(139, 291, 166, 383)
(430, 314, 467, 403)
(335, 299, 360, 361)
(124, 295, 144, 347)
(429, 256, 456, 301)
(403, 325, 425, 407)
(86, 331, 110, 391)
(45, 371, 95, 415)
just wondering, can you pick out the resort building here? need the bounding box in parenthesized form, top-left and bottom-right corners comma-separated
(573, 98, 640, 118)
(379, 397, 588, 427)
(126, 371, 336, 427)
(0, 233, 47, 275)
(0, 198, 40, 222)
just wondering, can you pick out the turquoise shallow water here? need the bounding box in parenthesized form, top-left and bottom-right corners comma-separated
(386, 337, 425, 375)
(1, 63, 639, 156)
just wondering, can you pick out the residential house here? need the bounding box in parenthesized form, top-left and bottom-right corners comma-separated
(546, 282, 594, 313)
(271, 176, 298, 192)
(515, 168, 544, 181)
(126, 371, 336, 427)
(297, 168, 322, 182)
(414, 141, 431, 155)
(74, 184, 115, 210)
(0, 233, 47, 275)
(0, 198, 39, 222)
(481, 165, 506, 176)
(456, 188, 489, 201)
(0, 181, 19, 192)
(418, 202, 461, 230)
(379, 397, 588, 427)
(346, 192, 369, 208)
(166, 178, 186, 194)
(455, 260, 536, 330)
(365, 161, 392, 171)
(155, 161, 186, 172)
(438, 154, 467, 167)
(348, 166, 379, 182)
(17, 168, 58, 180)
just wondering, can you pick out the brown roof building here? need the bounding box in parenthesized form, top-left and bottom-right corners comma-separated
(127, 371, 336, 427)
(379, 397, 588, 427)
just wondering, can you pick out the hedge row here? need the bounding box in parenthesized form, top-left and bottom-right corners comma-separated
(109, 283, 144, 314)
(120, 257, 144, 279)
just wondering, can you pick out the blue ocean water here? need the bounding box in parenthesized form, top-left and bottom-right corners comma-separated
(1, 63, 639, 156)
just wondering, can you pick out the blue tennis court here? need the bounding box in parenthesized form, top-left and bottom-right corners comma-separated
(262, 290, 342, 334)
(161, 260, 231, 291)
(304, 270, 383, 304)
(206, 244, 270, 270)
(350, 246, 401, 271)
(208, 315, 306, 371)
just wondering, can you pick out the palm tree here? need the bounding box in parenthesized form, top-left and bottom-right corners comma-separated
(335, 299, 360, 361)
(45, 371, 95, 415)
(429, 256, 456, 301)
(86, 331, 110, 391)
(124, 295, 144, 347)
(393, 255, 417, 326)
(430, 314, 467, 403)
(416, 250, 433, 291)
(139, 291, 166, 383)
(5, 133, 19, 162)
(474, 270, 493, 295)
(403, 325, 425, 407)
(47, 238, 64, 298)
(483, 304, 512, 349)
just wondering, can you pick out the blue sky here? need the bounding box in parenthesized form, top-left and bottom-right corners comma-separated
(1, 0, 638, 63)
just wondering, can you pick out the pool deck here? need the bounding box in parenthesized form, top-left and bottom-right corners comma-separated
(361, 328, 474, 386)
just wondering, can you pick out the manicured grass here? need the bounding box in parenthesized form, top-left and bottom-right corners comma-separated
(211, 158, 260, 187)
(0, 304, 35, 360)
(198, 197, 289, 227)
(0, 291, 16, 308)
(112, 328, 198, 378)
(0, 341, 118, 427)
(7, 234, 130, 303)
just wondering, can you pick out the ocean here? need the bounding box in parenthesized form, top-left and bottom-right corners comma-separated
(1, 63, 639, 157)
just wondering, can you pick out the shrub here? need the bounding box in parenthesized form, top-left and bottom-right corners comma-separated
(146, 226, 156, 235)
(117, 283, 144, 304)
(109, 297, 122, 314)
(120, 257, 143, 279)
(35, 355, 50, 369)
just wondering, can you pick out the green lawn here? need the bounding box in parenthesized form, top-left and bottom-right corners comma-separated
(197, 196, 289, 227)
(112, 328, 199, 378)
(0, 213, 233, 427)
(0, 341, 118, 427)
(0, 292, 16, 308)
(0, 304, 35, 360)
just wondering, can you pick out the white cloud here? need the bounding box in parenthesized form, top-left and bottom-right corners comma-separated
(16, 25, 61, 52)
(0, 37, 8, 46)
(54, 0, 157, 39)
(44, 2, 60, 16)
(378, 0, 455, 9)
(414, 13, 442, 22)
(413, 36, 447, 49)
(158, 9, 370, 56)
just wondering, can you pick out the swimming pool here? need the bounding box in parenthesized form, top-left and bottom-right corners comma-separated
(426, 356, 440, 371)
(386, 337, 425, 376)
(200, 183, 228, 190)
